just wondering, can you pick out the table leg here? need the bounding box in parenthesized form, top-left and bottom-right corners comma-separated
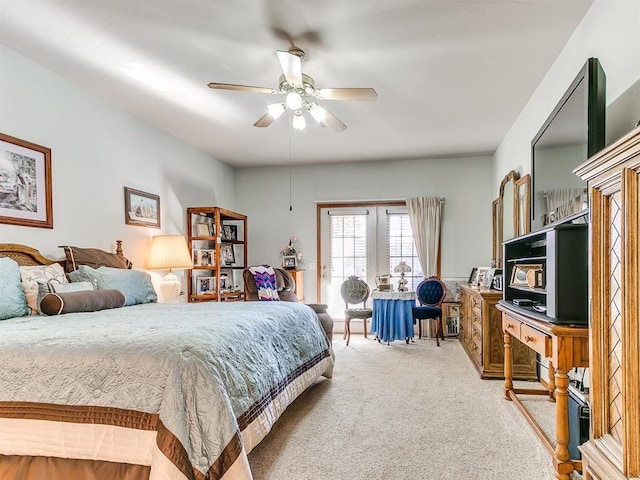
(503, 331, 513, 400)
(553, 368, 573, 480)
(548, 361, 556, 401)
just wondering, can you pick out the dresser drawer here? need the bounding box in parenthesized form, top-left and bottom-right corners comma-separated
(502, 317, 520, 338)
(519, 324, 551, 357)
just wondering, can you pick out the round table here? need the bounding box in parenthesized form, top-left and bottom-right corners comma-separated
(370, 290, 416, 344)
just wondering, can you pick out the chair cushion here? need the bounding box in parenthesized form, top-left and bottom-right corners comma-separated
(412, 305, 442, 319)
(345, 307, 373, 319)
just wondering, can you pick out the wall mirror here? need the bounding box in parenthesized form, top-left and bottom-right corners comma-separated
(515, 174, 531, 237)
(493, 170, 520, 268)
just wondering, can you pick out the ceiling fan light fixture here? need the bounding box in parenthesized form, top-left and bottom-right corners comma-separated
(308, 103, 326, 123)
(267, 103, 286, 119)
(292, 111, 306, 131)
(285, 91, 303, 110)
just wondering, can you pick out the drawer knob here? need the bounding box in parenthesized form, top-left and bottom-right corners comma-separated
(524, 335, 535, 343)
(506, 323, 515, 330)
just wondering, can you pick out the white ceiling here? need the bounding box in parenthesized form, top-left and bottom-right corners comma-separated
(0, 1, 593, 168)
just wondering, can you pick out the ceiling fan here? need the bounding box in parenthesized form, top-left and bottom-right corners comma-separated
(207, 47, 377, 132)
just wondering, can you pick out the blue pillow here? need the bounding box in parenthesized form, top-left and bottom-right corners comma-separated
(0, 257, 30, 320)
(68, 265, 157, 306)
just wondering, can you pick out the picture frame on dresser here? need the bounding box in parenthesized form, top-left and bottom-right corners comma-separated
(124, 187, 160, 228)
(0, 132, 53, 229)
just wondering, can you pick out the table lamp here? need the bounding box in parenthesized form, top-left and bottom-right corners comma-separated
(393, 261, 411, 292)
(147, 235, 193, 303)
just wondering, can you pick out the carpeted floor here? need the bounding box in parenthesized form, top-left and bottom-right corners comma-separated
(248, 335, 565, 480)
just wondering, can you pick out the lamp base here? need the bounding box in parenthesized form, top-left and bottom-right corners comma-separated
(160, 271, 181, 304)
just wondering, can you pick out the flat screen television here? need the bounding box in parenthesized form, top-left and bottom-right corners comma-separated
(531, 57, 606, 231)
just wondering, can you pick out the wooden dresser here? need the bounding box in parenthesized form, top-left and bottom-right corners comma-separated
(574, 127, 640, 480)
(458, 284, 536, 379)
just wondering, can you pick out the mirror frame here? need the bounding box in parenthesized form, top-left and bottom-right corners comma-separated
(493, 170, 520, 268)
(492, 198, 501, 267)
(515, 174, 531, 237)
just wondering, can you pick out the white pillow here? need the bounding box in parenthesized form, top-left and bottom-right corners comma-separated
(19, 264, 68, 314)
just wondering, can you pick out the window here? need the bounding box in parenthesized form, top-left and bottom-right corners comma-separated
(319, 203, 423, 318)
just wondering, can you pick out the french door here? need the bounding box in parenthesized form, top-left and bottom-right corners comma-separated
(318, 203, 422, 319)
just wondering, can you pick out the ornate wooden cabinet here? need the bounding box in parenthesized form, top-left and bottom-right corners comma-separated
(574, 127, 640, 479)
(458, 284, 536, 379)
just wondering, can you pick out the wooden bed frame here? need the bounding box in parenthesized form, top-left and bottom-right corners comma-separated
(0, 240, 126, 267)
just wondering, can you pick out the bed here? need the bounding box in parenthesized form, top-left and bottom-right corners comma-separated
(0, 243, 334, 480)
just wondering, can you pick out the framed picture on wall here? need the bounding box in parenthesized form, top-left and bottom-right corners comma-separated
(124, 187, 160, 228)
(0, 132, 53, 229)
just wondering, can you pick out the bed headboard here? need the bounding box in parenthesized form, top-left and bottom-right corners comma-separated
(0, 244, 58, 266)
(0, 240, 125, 267)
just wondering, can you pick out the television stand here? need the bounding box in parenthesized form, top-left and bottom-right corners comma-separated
(497, 302, 589, 480)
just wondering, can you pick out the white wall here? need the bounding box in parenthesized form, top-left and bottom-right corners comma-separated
(0, 45, 235, 281)
(235, 155, 494, 303)
(495, 0, 640, 186)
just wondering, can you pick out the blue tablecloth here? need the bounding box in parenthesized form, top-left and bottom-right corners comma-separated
(371, 291, 416, 343)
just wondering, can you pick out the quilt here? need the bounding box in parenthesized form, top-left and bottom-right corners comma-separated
(0, 301, 334, 480)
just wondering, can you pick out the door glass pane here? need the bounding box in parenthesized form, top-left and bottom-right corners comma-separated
(327, 214, 368, 317)
(387, 213, 422, 292)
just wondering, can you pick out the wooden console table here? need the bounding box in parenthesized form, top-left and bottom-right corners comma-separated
(497, 302, 589, 480)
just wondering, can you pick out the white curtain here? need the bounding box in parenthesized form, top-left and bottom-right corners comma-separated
(406, 197, 443, 278)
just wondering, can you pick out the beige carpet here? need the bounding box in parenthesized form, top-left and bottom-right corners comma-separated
(248, 335, 564, 480)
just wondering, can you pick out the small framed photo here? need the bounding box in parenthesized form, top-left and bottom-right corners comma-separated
(474, 267, 491, 287)
(0, 133, 53, 229)
(467, 267, 478, 285)
(487, 268, 503, 289)
(220, 244, 235, 265)
(510, 264, 543, 287)
(195, 223, 210, 237)
(221, 225, 238, 241)
(124, 187, 160, 228)
(193, 249, 215, 267)
(219, 273, 229, 291)
(196, 276, 216, 294)
(282, 255, 297, 269)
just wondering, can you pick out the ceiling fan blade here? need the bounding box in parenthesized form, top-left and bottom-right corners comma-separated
(277, 50, 302, 86)
(321, 109, 347, 132)
(308, 103, 347, 132)
(253, 112, 276, 128)
(317, 87, 378, 101)
(208, 82, 274, 95)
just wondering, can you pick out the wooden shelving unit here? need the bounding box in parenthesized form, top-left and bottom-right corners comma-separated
(186, 207, 247, 302)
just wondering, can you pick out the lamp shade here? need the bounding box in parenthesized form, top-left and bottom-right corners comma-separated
(393, 261, 411, 274)
(147, 235, 193, 271)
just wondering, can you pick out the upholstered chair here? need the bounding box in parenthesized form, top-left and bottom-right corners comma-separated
(243, 267, 334, 343)
(412, 276, 447, 346)
(340, 276, 373, 346)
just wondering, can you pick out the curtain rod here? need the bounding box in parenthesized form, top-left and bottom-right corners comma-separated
(315, 197, 445, 204)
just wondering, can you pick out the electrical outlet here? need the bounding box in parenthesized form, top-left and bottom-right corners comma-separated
(308, 262, 317, 271)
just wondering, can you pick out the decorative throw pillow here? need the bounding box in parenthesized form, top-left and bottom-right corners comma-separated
(59, 245, 132, 273)
(37, 281, 95, 314)
(39, 290, 126, 316)
(69, 265, 157, 306)
(0, 258, 30, 320)
(19, 263, 68, 314)
(248, 265, 280, 301)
